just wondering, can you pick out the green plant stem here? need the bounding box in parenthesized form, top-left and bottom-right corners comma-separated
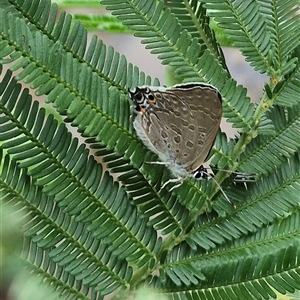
(217, 90, 272, 177)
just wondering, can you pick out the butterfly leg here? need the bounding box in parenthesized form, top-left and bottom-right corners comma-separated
(145, 161, 168, 165)
(144, 161, 182, 190)
(161, 177, 184, 191)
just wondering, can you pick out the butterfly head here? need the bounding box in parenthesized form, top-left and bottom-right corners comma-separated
(128, 87, 157, 115)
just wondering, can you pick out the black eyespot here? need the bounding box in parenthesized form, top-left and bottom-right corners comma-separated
(135, 92, 143, 101)
(148, 94, 154, 101)
(135, 104, 141, 112)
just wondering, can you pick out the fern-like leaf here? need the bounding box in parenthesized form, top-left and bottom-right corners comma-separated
(0, 70, 161, 271)
(257, 0, 300, 77)
(200, 0, 273, 74)
(1, 152, 132, 297)
(239, 104, 300, 175)
(163, 0, 227, 69)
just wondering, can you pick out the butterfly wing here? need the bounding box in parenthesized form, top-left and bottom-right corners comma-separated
(148, 88, 199, 172)
(170, 84, 222, 173)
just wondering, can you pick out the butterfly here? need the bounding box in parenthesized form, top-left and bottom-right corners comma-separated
(128, 83, 222, 179)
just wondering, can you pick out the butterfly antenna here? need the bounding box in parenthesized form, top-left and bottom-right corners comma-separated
(208, 167, 257, 182)
(208, 172, 232, 204)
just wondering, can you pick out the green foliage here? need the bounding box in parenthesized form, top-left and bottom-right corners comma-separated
(0, 0, 299, 299)
(53, 0, 100, 7)
(73, 14, 133, 33)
